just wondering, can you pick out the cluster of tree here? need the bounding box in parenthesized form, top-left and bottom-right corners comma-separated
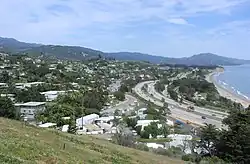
(154, 81, 165, 92)
(0, 71, 11, 83)
(196, 108, 250, 163)
(167, 86, 179, 101)
(0, 97, 17, 119)
(139, 122, 170, 139)
(172, 78, 217, 98)
(113, 91, 125, 101)
(15, 87, 46, 103)
(195, 94, 244, 111)
(36, 90, 108, 126)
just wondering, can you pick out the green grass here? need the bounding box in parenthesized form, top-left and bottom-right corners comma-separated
(0, 118, 184, 164)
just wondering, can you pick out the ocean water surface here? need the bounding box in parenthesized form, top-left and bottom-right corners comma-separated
(214, 65, 250, 99)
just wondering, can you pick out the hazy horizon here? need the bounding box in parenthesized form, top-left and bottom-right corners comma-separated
(1, 0, 250, 59)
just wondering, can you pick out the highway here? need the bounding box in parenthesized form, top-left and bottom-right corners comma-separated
(148, 81, 228, 119)
(134, 81, 224, 129)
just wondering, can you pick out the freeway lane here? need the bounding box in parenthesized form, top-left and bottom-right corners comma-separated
(134, 81, 224, 129)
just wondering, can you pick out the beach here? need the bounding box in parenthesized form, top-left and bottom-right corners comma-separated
(206, 69, 250, 108)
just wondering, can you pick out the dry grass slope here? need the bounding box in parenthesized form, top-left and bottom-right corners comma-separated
(0, 118, 183, 164)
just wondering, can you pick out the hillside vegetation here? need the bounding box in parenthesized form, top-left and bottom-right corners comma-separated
(0, 118, 183, 164)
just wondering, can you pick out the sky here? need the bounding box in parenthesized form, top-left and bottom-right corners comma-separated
(1, 0, 250, 59)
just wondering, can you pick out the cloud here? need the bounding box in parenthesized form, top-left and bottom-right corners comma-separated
(0, 0, 249, 58)
(167, 18, 189, 25)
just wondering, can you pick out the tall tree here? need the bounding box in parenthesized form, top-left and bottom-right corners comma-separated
(0, 97, 16, 119)
(198, 123, 219, 156)
(216, 110, 250, 163)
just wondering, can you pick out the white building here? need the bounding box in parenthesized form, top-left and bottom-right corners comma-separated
(136, 120, 160, 131)
(76, 114, 99, 127)
(166, 119, 174, 127)
(137, 108, 147, 116)
(15, 82, 45, 89)
(166, 134, 193, 154)
(39, 122, 56, 128)
(15, 102, 46, 120)
(62, 125, 69, 132)
(40, 91, 66, 101)
(95, 116, 114, 123)
(146, 143, 164, 149)
(0, 83, 8, 88)
(0, 94, 15, 101)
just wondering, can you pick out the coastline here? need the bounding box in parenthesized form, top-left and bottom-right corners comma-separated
(206, 68, 250, 108)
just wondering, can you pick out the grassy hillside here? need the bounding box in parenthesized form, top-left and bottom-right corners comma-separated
(0, 118, 183, 164)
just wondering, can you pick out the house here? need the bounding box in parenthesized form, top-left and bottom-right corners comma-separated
(0, 94, 15, 101)
(166, 134, 193, 154)
(15, 102, 46, 120)
(62, 125, 69, 132)
(0, 83, 8, 88)
(76, 124, 104, 135)
(146, 143, 164, 149)
(40, 91, 66, 101)
(136, 120, 160, 131)
(76, 114, 99, 127)
(39, 122, 56, 128)
(15, 82, 45, 89)
(166, 119, 174, 127)
(137, 108, 147, 119)
(95, 116, 114, 124)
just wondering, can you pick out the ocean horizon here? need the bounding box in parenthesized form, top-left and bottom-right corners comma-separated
(214, 64, 250, 100)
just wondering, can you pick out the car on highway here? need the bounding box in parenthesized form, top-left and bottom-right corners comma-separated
(201, 116, 206, 119)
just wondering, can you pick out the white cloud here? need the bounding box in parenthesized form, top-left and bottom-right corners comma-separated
(0, 0, 249, 58)
(167, 18, 189, 25)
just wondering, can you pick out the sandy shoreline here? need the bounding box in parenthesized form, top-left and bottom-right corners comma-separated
(206, 69, 250, 108)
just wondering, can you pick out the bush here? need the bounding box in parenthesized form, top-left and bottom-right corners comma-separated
(135, 143, 149, 152)
(153, 148, 173, 157)
(182, 154, 195, 162)
(199, 157, 227, 164)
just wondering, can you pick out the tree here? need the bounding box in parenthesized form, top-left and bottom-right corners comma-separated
(135, 125, 142, 135)
(15, 87, 46, 102)
(144, 122, 159, 138)
(0, 71, 11, 83)
(68, 118, 77, 134)
(160, 124, 170, 138)
(198, 123, 219, 156)
(215, 110, 250, 163)
(0, 97, 17, 119)
(125, 117, 137, 129)
(113, 125, 135, 147)
(140, 130, 150, 139)
(113, 91, 125, 101)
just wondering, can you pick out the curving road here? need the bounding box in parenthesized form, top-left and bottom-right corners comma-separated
(134, 81, 224, 129)
(101, 94, 137, 114)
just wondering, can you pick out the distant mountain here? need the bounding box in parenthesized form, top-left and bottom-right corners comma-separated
(0, 37, 103, 60)
(0, 36, 249, 65)
(22, 45, 104, 60)
(0, 37, 40, 52)
(106, 52, 250, 66)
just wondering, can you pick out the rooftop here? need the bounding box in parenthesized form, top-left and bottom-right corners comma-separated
(15, 102, 46, 107)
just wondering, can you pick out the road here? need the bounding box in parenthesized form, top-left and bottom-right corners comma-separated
(134, 81, 224, 129)
(149, 81, 228, 119)
(101, 94, 137, 114)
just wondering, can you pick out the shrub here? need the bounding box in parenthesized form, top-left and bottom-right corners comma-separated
(135, 143, 149, 152)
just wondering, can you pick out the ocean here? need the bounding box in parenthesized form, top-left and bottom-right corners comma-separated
(214, 65, 250, 100)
